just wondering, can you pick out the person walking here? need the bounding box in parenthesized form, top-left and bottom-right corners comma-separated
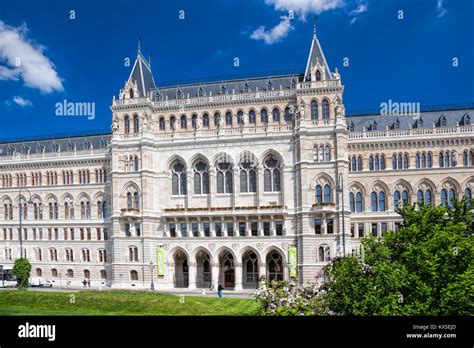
(217, 282, 223, 299)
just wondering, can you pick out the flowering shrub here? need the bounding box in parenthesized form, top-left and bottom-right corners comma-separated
(255, 278, 328, 316)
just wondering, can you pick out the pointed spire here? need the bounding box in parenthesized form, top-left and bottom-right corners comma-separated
(138, 37, 141, 54)
(125, 41, 156, 98)
(304, 19, 331, 82)
(313, 15, 318, 40)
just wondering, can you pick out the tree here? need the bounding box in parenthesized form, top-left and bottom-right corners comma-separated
(12, 258, 31, 290)
(322, 199, 474, 315)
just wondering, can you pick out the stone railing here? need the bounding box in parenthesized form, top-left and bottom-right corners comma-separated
(163, 205, 285, 216)
(348, 125, 474, 140)
(0, 148, 109, 162)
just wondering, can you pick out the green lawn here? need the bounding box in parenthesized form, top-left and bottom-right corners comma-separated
(0, 290, 260, 316)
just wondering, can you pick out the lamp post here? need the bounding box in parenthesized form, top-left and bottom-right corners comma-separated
(18, 187, 33, 259)
(149, 260, 155, 290)
(337, 173, 346, 257)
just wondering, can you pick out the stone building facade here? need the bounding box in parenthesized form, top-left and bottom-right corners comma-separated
(0, 31, 473, 290)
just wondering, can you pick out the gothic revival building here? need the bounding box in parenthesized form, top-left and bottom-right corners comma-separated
(1, 30, 473, 290)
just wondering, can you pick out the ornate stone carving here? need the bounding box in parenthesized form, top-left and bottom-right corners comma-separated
(163, 244, 170, 251)
(281, 242, 289, 250)
(208, 243, 216, 251)
(185, 243, 193, 251)
(232, 243, 239, 251)
(256, 243, 264, 251)
(112, 115, 119, 133)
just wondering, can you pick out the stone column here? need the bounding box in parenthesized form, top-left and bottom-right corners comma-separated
(186, 219, 192, 238)
(198, 219, 204, 237)
(210, 218, 216, 237)
(211, 262, 219, 288)
(245, 217, 251, 236)
(223, 218, 228, 237)
(188, 262, 196, 290)
(270, 216, 276, 236)
(258, 217, 264, 236)
(234, 263, 243, 291)
(259, 262, 266, 280)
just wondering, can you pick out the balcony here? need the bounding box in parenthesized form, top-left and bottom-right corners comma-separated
(312, 202, 336, 212)
(120, 208, 140, 218)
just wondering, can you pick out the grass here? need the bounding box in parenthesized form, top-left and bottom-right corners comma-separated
(0, 290, 260, 316)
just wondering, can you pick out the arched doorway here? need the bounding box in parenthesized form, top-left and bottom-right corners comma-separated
(196, 250, 212, 288)
(266, 250, 284, 281)
(219, 250, 235, 289)
(242, 250, 259, 289)
(174, 250, 189, 288)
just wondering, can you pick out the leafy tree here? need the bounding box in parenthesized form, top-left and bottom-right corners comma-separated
(322, 199, 474, 315)
(12, 258, 31, 290)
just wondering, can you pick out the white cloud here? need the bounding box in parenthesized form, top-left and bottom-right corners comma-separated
(349, 3, 367, 16)
(12, 96, 32, 107)
(265, 0, 345, 20)
(349, 3, 367, 24)
(0, 21, 63, 93)
(251, 16, 294, 44)
(436, 0, 447, 18)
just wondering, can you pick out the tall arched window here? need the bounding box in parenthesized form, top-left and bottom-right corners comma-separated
(380, 155, 385, 170)
(191, 115, 198, 129)
(439, 152, 444, 167)
(193, 161, 209, 195)
(394, 191, 401, 209)
(371, 192, 378, 212)
(392, 155, 397, 170)
(356, 192, 363, 212)
(214, 113, 220, 127)
(171, 161, 187, 195)
(322, 100, 329, 119)
(249, 110, 256, 124)
(349, 192, 355, 212)
(464, 188, 472, 201)
(357, 156, 363, 171)
(427, 153, 432, 168)
(448, 188, 456, 207)
(404, 154, 409, 169)
(180, 115, 187, 129)
(445, 152, 450, 168)
(133, 115, 139, 133)
(425, 189, 432, 205)
(311, 101, 318, 120)
(260, 109, 268, 123)
(124, 115, 130, 134)
(284, 107, 291, 122)
(216, 159, 233, 194)
(203, 113, 209, 127)
(159, 117, 165, 130)
(237, 111, 244, 125)
(225, 111, 232, 126)
(441, 189, 447, 207)
(402, 190, 409, 204)
(313, 147, 319, 162)
(378, 192, 386, 212)
(315, 185, 323, 204)
(272, 108, 280, 122)
(415, 153, 420, 168)
(240, 159, 257, 193)
(325, 146, 331, 161)
(351, 157, 357, 172)
(263, 156, 281, 192)
(316, 70, 321, 81)
(133, 192, 140, 210)
(421, 153, 426, 168)
(323, 185, 332, 203)
(374, 155, 380, 170)
(369, 156, 374, 171)
(170, 116, 176, 130)
(127, 193, 133, 209)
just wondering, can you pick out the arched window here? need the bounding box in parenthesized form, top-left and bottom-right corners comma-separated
(133, 192, 140, 210)
(402, 190, 409, 204)
(260, 109, 268, 124)
(311, 101, 318, 120)
(425, 189, 432, 205)
(67, 269, 74, 278)
(371, 192, 378, 212)
(239, 159, 257, 193)
(159, 117, 165, 130)
(378, 192, 386, 212)
(357, 156, 363, 171)
(51, 269, 58, 277)
(324, 185, 332, 203)
(380, 155, 385, 170)
(124, 115, 130, 134)
(214, 113, 220, 127)
(272, 108, 280, 122)
(415, 153, 420, 168)
(129, 246, 139, 262)
(315, 185, 322, 204)
(369, 156, 374, 171)
(427, 153, 432, 168)
(403, 154, 409, 169)
(394, 191, 401, 209)
(180, 115, 187, 129)
(284, 107, 292, 122)
(313, 147, 319, 162)
(237, 111, 244, 125)
(170, 116, 176, 130)
(133, 115, 139, 133)
(322, 100, 329, 119)
(451, 151, 457, 167)
(439, 152, 444, 167)
(417, 190, 424, 203)
(225, 111, 232, 126)
(349, 192, 355, 212)
(374, 155, 380, 170)
(194, 161, 209, 195)
(130, 270, 138, 281)
(464, 188, 472, 201)
(392, 155, 397, 170)
(351, 157, 357, 172)
(448, 188, 456, 207)
(263, 156, 281, 192)
(203, 113, 209, 127)
(318, 146, 324, 162)
(171, 161, 187, 195)
(127, 193, 133, 209)
(191, 115, 198, 129)
(316, 70, 321, 81)
(445, 152, 450, 168)
(216, 159, 233, 194)
(325, 146, 331, 161)
(356, 192, 363, 212)
(441, 189, 447, 207)
(249, 110, 256, 124)
(421, 153, 426, 168)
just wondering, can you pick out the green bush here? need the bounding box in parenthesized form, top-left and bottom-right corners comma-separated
(12, 258, 31, 289)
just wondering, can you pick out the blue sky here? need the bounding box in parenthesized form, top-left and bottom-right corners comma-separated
(0, 0, 472, 140)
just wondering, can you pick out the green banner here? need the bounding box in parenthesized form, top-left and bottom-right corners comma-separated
(288, 246, 297, 278)
(156, 247, 165, 276)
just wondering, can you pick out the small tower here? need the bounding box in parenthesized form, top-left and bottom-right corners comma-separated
(304, 20, 332, 82)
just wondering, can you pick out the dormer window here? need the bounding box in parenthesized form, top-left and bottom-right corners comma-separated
(437, 115, 447, 127)
(67, 142, 75, 151)
(393, 119, 400, 129)
(460, 113, 470, 126)
(370, 121, 377, 131)
(266, 80, 273, 91)
(349, 122, 354, 132)
(243, 82, 249, 93)
(198, 86, 204, 97)
(220, 84, 226, 95)
(176, 88, 183, 99)
(291, 77, 297, 89)
(316, 70, 321, 81)
(22, 145, 30, 155)
(129, 88, 134, 98)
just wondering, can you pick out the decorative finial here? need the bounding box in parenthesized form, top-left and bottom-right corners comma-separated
(138, 37, 141, 54)
(313, 15, 318, 39)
